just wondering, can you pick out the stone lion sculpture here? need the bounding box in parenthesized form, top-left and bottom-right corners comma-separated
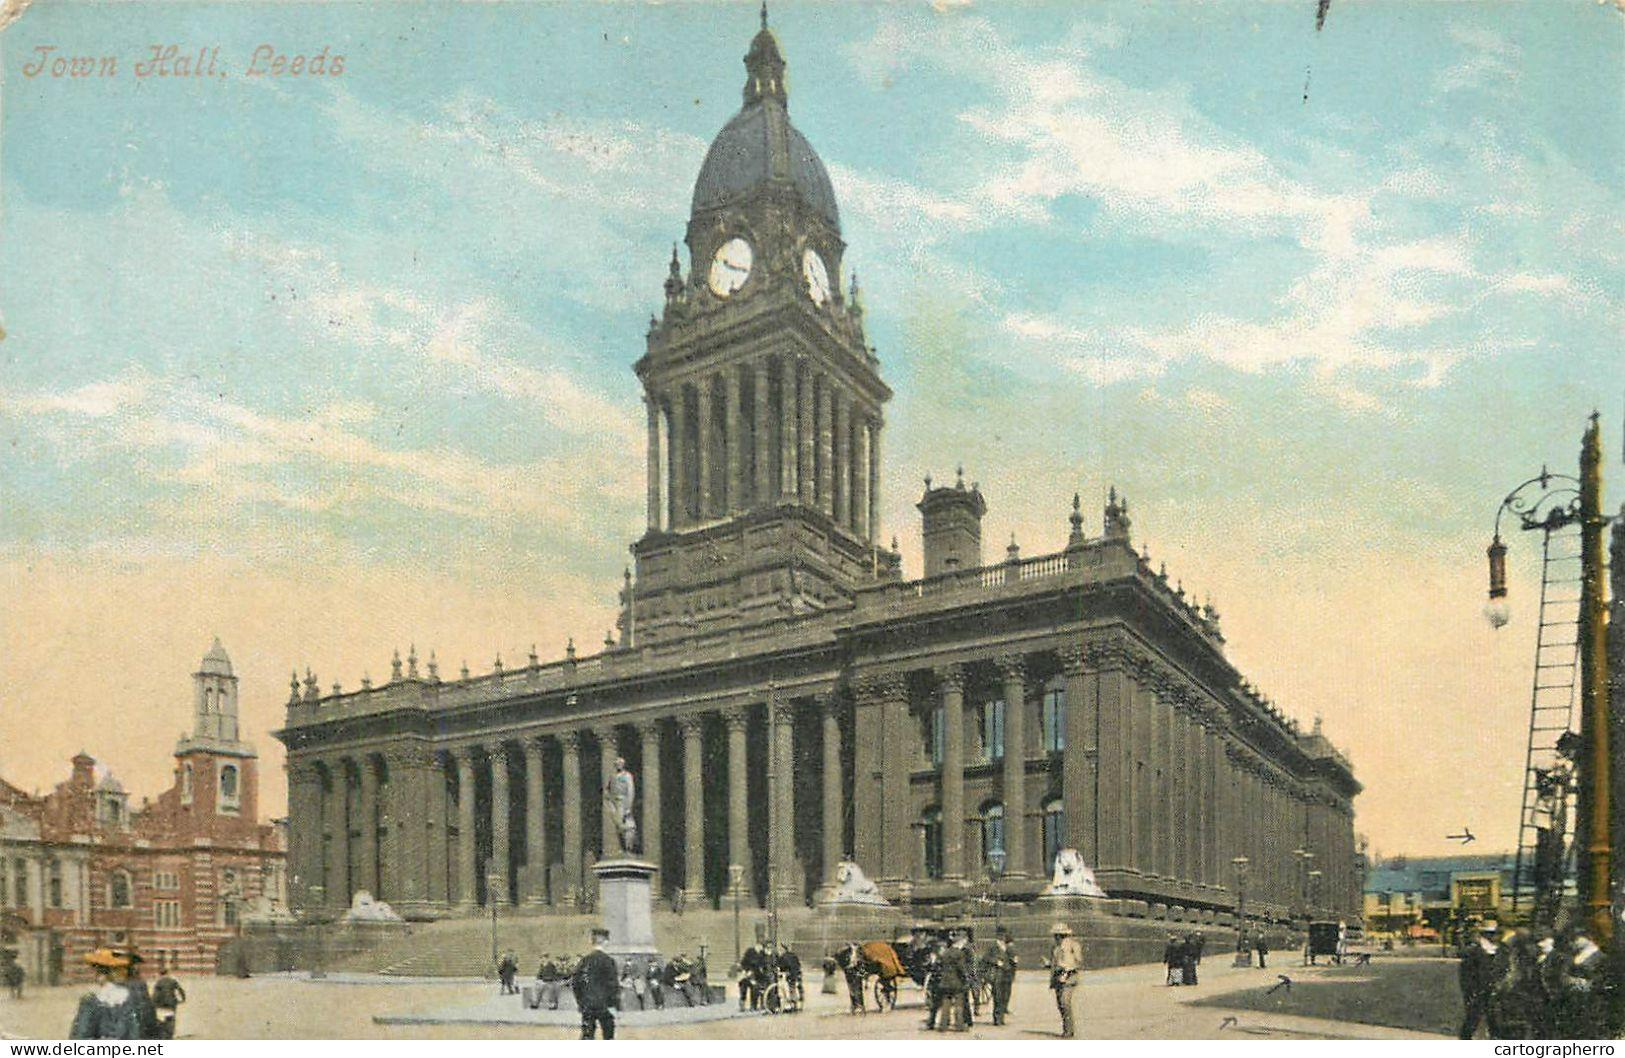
(1044, 849, 1107, 897)
(344, 890, 405, 922)
(828, 861, 890, 906)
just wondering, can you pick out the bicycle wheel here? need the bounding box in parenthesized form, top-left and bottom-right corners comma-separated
(873, 976, 897, 1011)
(764, 982, 783, 1015)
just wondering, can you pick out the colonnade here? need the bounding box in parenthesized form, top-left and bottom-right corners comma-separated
(644, 356, 879, 539)
(289, 694, 847, 913)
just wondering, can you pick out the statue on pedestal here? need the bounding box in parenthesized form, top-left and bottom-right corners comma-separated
(605, 756, 640, 855)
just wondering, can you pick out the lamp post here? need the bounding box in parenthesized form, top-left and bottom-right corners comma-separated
(487, 873, 500, 966)
(987, 847, 1007, 928)
(1230, 856, 1250, 966)
(1487, 417, 1613, 942)
(729, 863, 743, 968)
(306, 883, 326, 979)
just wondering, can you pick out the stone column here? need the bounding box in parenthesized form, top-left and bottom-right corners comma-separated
(288, 760, 323, 907)
(680, 715, 706, 903)
(329, 763, 352, 909)
(852, 421, 870, 541)
(1098, 650, 1124, 871)
(726, 366, 744, 513)
(356, 756, 379, 898)
(597, 727, 619, 861)
(725, 707, 753, 902)
(488, 744, 510, 904)
(524, 740, 548, 905)
(1060, 647, 1095, 861)
(851, 679, 882, 874)
(426, 753, 449, 905)
(867, 419, 881, 547)
(778, 359, 797, 499)
(998, 656, 1028, 878)
(669, 389, 688, 529)
(645, 395, 662, 531)
(455, 749, 477, 910)
(834, 392, 851, 528)
(771, 698, 798, 901)
(640, 722, 662, 879)
(1153, 687, 1172, 879)
(817, 376, 834, 516)
(753, 362, 772, 505)
(696, 379, 714, 520)
(821, 696, 844, 881)
(938, 665, 966, 881)
(797, 362, 815, 506)
(1185, 708, 1202, 886)
(559, 732, 582, 909)
(381, 748, 426, 909)
(881, 676, 913, 881)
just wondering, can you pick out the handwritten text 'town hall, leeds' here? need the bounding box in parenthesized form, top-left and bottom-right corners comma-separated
(21, 44, 346, 80)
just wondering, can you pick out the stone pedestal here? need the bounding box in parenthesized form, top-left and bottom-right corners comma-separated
(593, 857, 660, 961)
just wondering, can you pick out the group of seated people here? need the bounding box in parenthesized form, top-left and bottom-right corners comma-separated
(524, 951, 711, 1010)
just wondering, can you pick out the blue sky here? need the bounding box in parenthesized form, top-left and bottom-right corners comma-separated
(1, 1, 1620, 857)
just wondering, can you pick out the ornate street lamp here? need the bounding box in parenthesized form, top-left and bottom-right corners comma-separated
(306, 883, 326, 980)
(1230, 856, 1250, 966)
(728, 863, 744, 967)
(487, 872, 500, 966)
(1488, 419, 1613, 942)
(987, 847, 1007, 927)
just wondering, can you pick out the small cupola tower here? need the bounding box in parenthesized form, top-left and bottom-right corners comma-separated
(918, 467, 987, 578)
(194, 636, 239, 742)
(176, 637, 258, 821)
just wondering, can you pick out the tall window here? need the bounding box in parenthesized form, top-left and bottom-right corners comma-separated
(219, 764, 240, 814)
(13, 860, 27, 906)
(1043, 683, 1067, 753)
(181, 764, 194, 804)
(980, 699, 1005, 762)
(47, 860, 63, 908)
(109, 870, 132, 909)
(924, 705, 945, 767)
(1042, 799, 1066, 873)
(922, 807, 944, 879)
(982, 802, 1006, 865)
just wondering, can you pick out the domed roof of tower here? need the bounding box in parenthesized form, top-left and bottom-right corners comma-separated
(690, 8, 840, 231)
(96, 772, 124, 794)
(200, 636, 233, 677)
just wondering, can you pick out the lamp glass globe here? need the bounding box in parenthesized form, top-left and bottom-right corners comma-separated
(1484, 597, 1511, 628)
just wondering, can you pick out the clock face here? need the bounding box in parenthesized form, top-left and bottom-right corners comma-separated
(802, 249, 831, 304)
(708, 237, 753, 297)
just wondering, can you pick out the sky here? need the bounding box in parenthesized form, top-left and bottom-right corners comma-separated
(0, 0, 1620, 861)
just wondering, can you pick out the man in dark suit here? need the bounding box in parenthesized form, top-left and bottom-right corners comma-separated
(572, 928, 620, 1040)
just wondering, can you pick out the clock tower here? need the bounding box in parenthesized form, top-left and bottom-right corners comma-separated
(628, 8, 897, 646)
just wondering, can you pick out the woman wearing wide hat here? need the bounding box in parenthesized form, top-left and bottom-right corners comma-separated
(69, 948, 158, 1040)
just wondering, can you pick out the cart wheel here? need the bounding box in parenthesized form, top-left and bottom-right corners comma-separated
(873, 977, 897, 1011)
(764, 983, 783, 1015)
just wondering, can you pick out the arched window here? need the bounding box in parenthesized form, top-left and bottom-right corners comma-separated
(1043, 682, 1067, 753)
(203, 688, 213, 714)
(180, 764, 194, 804)
(980, 699, 1005, 762)
(922, 807, 944, 880)
(1042, 799, 1066, 874)
(109, 869, 131, 908)
(219, 764, 239, 801)
(982, 802, 1006, 866)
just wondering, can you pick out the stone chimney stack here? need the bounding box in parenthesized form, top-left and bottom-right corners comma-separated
(917, 467, 987, 578)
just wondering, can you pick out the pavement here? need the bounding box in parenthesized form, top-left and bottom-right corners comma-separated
(0, 955, 1453, 1040)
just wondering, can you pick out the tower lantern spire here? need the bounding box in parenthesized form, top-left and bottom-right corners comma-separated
(743, 6, 787, 106)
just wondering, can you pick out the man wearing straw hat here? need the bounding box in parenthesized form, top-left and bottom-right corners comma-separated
(1047, 922, 1085, 1039)
(69, 948, 158, 1040)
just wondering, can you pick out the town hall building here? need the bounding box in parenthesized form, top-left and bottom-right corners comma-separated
(275, 13, 1361, 935)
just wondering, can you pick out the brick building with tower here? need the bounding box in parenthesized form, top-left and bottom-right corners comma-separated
(274, 12, 1361, 945)
(0, 640, 286, 983)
